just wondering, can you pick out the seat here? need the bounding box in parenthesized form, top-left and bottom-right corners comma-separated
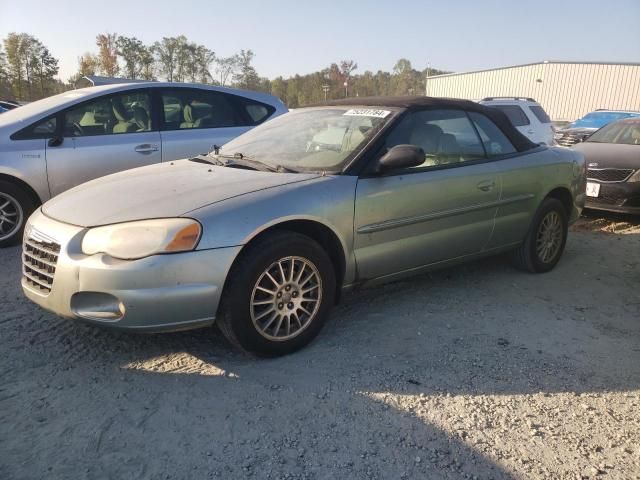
(631, 126, 640, 145)
(437, 133, 462, 164)
(132, 106, 150, 132)
(409, 124, 443, 154)
(180, 104, 200, 129)
(112, 99, 137, 133)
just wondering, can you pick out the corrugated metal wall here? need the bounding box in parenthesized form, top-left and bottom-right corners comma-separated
(424, 62, 640, 121)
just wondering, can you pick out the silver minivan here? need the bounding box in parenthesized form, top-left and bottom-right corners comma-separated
(0, 82, 287, 246)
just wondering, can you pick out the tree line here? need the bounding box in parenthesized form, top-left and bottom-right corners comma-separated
(0, 32, 450, 107)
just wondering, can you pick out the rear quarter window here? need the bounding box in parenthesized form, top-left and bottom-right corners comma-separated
(469, 112, 517, 157)
(529, 106, 551, 124)
(490, 105, 530, 127)
(234, 97, 276, 125)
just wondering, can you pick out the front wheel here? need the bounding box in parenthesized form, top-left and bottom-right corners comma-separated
(217, 231, 336, 356)
(512, 198, 568, 273)
(0, 181, 36, 248)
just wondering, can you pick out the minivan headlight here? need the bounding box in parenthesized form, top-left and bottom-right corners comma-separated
(82, 218, 201, 260)
(628, 170, 640, 183)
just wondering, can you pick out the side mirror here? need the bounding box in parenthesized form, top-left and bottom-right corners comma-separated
(48, 136, 63, 147)
(377, 144, 425, 173)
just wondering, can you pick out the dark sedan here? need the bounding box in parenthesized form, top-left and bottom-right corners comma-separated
(573, 118, 640, 214)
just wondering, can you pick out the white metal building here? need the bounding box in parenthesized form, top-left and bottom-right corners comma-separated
(424, 61, 640, 121)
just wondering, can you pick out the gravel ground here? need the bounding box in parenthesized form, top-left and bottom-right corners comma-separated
(1, 212, 639, 480)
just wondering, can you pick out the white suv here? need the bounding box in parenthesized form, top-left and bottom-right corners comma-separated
(480, 97, 554, 145)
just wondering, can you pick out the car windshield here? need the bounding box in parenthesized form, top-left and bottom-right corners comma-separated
(569, 111, 639, 129)
(218, 107, 396, 172)
(586, 122, 640, 145)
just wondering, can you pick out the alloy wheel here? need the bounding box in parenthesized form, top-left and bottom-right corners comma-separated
(0, 192, 23, 242)
(536, 211, 563, 264)
(250, 256, 322, 341)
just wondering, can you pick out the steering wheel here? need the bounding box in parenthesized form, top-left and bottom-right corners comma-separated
(72, 122, 84, 136)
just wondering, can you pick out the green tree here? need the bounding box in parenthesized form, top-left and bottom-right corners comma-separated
(3, 32, 59, 100)
(270, 76, 287, 101)
(30, 40, 58, 97)
(139, 46, 155, 80)
(115, 36, 146, 79)
(0, 45, 11, 99)
(153, 36, 188, 81)
(215, 55, 239, 86)
(185, 44, 215, 83)
(96, 33, 119, 77)
(233, 49, 260, 90)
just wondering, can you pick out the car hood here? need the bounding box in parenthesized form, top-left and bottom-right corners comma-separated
(42, 159, 321, 227)
(572, 142, 640, 169)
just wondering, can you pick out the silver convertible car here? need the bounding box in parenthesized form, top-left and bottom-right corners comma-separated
(22, 97, 586, 356)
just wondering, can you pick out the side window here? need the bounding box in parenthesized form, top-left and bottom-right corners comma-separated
(62, 91, 152, 137)
(161, 89, 240, 131)
(385, 109, 485, 168)
(234, 97, 276, 125)
(490, 105, 530, 127)
(469, 112, 517, 157)
(11, 116, 57, 140)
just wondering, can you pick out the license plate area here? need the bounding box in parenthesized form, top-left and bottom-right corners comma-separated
(586, 182, 600, 198)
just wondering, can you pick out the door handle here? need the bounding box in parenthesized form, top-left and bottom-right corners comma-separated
(134, 144, 159, 153)
(477, 180, 496, 192)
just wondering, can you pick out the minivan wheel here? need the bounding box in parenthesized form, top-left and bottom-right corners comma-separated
(512, 198, 568, 273)
(0, 181, 36, 248)
(217, 231, 336, 356)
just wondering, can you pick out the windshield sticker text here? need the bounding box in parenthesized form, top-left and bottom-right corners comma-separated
(343, 109, 391, 118)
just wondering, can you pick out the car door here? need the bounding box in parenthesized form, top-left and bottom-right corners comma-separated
(353, 109, 501, 280)
(45, 89, 161, 197)
(158, 88, 251, 161)
(467, 111, 541, 248)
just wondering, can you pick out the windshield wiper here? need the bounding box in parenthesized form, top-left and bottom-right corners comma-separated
(191, 155, 225, 166)
(210, 152, 299, 173)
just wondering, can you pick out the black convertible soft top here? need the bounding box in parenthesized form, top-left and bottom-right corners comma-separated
(316, 96, 537, 152)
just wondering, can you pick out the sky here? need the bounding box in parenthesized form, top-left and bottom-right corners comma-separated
(1, 0, 639, 81)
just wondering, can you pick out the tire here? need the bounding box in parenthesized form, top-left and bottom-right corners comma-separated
(217, 231, 336, 357)
(0, 180, 37, 248)
(511, 198, 568, 273)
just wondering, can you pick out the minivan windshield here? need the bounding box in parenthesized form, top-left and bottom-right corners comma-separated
(218, 107, 396, 172)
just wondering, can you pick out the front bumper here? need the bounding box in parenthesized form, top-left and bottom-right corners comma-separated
(585, 181, 640, 215)
(21, 209, 242, 332)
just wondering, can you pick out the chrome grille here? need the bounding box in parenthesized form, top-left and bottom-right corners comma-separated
(587, 168, 634, 183)
(556, 133, 588, 147)
(22, 232, 60, 294)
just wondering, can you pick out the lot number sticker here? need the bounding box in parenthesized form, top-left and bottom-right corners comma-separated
(343, 109, 391, 118)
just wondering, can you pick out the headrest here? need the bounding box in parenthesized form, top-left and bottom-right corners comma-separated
(183, 104, 198, 123)
(409, 123, 443, 152)
(112, 99, 129, 122)
(133, 107, 149, 130)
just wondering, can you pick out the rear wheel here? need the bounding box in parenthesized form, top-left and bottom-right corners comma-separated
(217, 231, 336, 356)
(0, 181, 36, 248)
(512, 198, 568, 273)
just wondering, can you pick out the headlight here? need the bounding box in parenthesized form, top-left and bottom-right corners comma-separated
(628, 170, 640, 183)
(82, 218, 201, 260)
